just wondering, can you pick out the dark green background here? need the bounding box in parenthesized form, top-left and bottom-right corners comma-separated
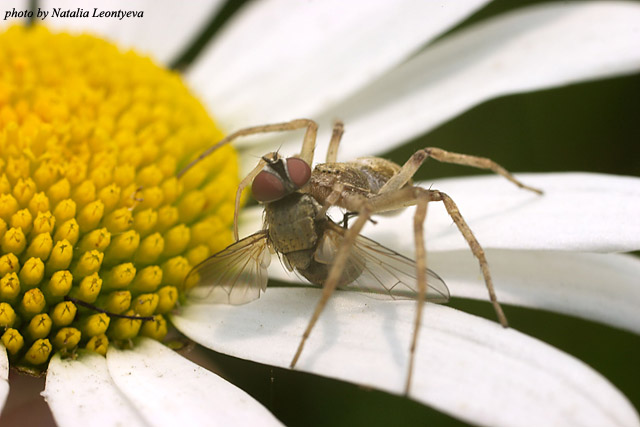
(170, 1, 640, 426)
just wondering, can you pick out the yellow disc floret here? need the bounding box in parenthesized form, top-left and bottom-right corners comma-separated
(0, 26, 239, 369)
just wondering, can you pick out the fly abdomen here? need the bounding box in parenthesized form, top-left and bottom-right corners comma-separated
(297, 220, 364, 288)
(297, 257, 363, 288)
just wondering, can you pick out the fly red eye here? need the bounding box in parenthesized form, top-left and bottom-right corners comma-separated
(286, 157, 311, 189)
(252, 171, 285, 202)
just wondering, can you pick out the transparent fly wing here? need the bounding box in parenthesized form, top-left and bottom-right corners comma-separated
(320, 223, 450, 302)
(185, 231, 271, 305)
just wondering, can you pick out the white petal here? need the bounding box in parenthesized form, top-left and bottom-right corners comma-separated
(0, 345, 8, 412)
(106, 338, 282, 427)
(44, 352, 147, 427)
(188, 0, 490, 131)
(269, 1, 640, 160)
(266, 250, 640, 334)
(40, 0, 223, 64)
(0, 345, 7, 382)
(173, 289, 639, 427)
(358, 173, 640, 252)
(432, 250, 640, 334)
(0, 0, 30, 28)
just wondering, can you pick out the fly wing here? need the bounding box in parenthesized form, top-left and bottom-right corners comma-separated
(321, 223, 450, 302)
(185, 231, 271, 305)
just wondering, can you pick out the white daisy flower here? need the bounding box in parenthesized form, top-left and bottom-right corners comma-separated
(0, 1, 638, 426)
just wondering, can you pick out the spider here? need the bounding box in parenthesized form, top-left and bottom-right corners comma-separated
(179, 119, 542, 394)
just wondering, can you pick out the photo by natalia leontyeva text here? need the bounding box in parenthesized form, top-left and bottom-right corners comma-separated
(3, 7, 143, 21)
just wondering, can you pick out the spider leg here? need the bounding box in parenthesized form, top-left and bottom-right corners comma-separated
(380, 147, 543, 195)
(325, 120, 345, 163)
(433, 189, 508, 326)
(405, 192, 430, 395)
(290, 193, 371, 369)
(177, 119, 319, 178)
(355, 184, 508, 395)
(365, 185, 508, 327)
(176, 119, 321, 241)
(337, 187, 438, 395)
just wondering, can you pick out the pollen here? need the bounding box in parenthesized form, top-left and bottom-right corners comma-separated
(0, 26, 239, 369)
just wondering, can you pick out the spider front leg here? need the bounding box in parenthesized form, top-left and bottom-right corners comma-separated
(176, 119, 320, 240)
(364, 146, 541, 329)
(177, 119, 319, 179)
(379, 147, 543, 196)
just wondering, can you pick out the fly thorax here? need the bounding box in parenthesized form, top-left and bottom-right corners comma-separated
(264, 193, 322, 269)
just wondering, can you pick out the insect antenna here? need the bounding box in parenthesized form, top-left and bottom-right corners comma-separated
(63, 296, 155, 321)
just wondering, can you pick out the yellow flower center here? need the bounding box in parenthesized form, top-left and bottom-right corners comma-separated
(0, 26, 238, 369)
